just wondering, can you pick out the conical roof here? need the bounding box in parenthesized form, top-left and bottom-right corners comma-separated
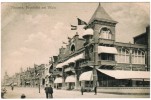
(88, 3, 117, 25)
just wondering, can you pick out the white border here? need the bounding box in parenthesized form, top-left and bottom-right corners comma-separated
(0, 0, 150, 2)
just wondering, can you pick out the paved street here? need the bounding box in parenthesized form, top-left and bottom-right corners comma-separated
(3, 86, 149, 99)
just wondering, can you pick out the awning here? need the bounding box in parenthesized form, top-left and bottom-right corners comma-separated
(26, 82, 30, 83)
(98, 46, 118, 54)
(74, 53, 84, 61)
(54, 77, 63, 83)
(65, 75, 76, 82)
(97, 69, 150, 79)
(79, 71, 93, 81)
(56, 53, 84, 68)
(56, 63, 63, 68)
(68, 57, 76, 64)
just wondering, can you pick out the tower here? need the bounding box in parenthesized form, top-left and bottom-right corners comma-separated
(85, 3, 118, 87)
(85, 3, 118, 42)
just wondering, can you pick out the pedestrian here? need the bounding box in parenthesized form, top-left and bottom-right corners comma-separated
(94, 86, 97, 95)
(81, 86, 84, 95)
(21, 94, 26, 99)
(44, 84, 49, 98)
(1, 87, 7, 98)
(48, 85, 53, 98)
(11, 84, 14, 91)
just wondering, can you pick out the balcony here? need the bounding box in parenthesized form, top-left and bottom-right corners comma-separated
(80, 61, 94, 68)
(115, 63, 146, 71)
(132, 64, 146, 71)
(98, 60, 117, 66)
(115, 42, 147, 49)
(99, 38, 114, 45)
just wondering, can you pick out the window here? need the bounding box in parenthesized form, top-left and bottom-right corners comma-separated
(99, 53, 114, 61)
(70, 44, 75, 53)
(116, 48, 130, 63)
(99, 27, 112, 39)
(132, 50, 145, 64)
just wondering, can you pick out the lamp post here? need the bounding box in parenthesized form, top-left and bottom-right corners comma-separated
(37, 73, 40, 93)
(39, 77, 40, 93)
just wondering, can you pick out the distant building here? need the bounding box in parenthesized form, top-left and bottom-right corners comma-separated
(2, 72, 10, 86)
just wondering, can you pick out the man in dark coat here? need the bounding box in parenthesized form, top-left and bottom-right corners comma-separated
(81, 86, 84, 95)
(48, 85, 53, 98)
(44, 84, 49, 98)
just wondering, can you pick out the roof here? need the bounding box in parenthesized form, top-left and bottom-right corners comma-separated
(88, 3, 117, 25)
(133, 33, 146, 39)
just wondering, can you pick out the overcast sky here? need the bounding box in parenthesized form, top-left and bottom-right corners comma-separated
(1, 2, 150, 77)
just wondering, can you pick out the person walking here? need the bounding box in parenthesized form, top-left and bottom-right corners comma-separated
(1, 87, 7, 98)
(81, 86, 84, 95)
(44, 84, 49, 98)
(48, 85, 53, 98)
(94, 86, 97, 95)
(11, 84, 14, 91)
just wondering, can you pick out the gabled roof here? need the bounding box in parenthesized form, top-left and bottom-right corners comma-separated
(88, 3, 117, 25)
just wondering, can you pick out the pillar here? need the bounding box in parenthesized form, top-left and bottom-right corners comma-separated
(75, 74, 80, 90)
(129, 48, 133, 70)
(93, 27, 99, 88)
(62, 68, 66, 89)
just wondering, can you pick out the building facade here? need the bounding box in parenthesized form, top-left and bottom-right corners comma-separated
(51, 4, 150, 93)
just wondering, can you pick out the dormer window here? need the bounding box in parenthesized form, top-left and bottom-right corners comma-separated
(99, 27, 112, 39)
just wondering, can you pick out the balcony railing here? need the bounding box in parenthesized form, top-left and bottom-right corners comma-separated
(115, 63, 146, 71)
(53, 71, 62, 76)
(99, 38, 114, 45)
(98, 60, 117, 66)
(80, 61, 94, 67)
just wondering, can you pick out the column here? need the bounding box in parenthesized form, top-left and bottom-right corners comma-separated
(129, 48, 133, 70)
(62, 68, 66, 89)
(93, 28, 99, 87)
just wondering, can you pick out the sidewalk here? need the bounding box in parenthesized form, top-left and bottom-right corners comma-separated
(4, 86, 150, 99)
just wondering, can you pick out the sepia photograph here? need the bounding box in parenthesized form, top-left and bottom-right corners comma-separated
(1, 2, 150, 98)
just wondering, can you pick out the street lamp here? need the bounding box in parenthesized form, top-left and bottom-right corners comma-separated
(36, 73, 40, 93)
(39, 77, 40, 93)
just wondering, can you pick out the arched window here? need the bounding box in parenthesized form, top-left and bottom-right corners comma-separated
(99, 27, 112, 39)
(116, 48, 130, 63)
(132, 50, 145, 64)
(70, 44, 75, 53)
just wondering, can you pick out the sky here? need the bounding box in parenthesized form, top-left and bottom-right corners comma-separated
(1, 2, 150, 78)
